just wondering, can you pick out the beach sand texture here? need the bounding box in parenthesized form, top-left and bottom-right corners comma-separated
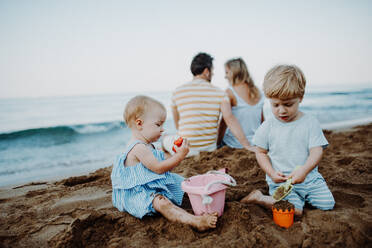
(0, 124, 371, 247)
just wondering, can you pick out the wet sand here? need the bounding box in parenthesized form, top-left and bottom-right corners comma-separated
(1, 123, 371, 247)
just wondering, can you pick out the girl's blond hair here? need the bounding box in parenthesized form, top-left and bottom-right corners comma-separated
(124, 95, 165, 128)
(263, 65, 306, 100)
(225, 58, 260, 101)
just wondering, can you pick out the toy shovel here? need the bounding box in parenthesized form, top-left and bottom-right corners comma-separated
(272, 166, 302, 201)
(273, 178, 293, 202)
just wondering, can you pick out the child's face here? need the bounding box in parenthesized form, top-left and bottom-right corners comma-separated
(270, 97, 302, 123)
(140, 106, 166, 143)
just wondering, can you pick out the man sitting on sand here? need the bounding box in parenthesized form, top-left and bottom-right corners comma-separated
(162, 52, 252, 156)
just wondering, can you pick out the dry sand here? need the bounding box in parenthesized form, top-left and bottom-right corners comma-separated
(0, 123, 371, 247)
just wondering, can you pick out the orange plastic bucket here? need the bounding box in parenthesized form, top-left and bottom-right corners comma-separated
(272, 207, 294, 228)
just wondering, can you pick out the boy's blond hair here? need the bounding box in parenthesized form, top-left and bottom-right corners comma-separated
(263, 65, 306, 100)
(124, 95, 166, 128)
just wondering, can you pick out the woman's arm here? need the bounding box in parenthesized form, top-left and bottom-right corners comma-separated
(217, 118, 227, 146)
(133, 141, 189, 174)
(221, 99, 254, 151)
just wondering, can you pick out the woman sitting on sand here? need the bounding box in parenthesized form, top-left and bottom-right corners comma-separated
(111, 95, 218, 231)
(218, 58, 264, 150)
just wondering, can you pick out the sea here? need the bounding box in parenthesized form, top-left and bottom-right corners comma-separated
(1, 86, 372, 187)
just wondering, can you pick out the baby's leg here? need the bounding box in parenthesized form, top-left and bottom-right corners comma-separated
(152, 195, 218, 231)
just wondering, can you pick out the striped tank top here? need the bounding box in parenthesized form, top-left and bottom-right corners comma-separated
(172, 79, 228, 153)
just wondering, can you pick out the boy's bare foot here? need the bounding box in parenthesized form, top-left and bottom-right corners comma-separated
(193, 212, 218, 231)
(240, 189, 263, 204)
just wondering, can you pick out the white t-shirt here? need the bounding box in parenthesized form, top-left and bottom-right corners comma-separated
(252, 113, 328, 184)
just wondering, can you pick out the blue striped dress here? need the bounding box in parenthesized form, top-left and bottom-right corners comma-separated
(111, 140, 184, 219)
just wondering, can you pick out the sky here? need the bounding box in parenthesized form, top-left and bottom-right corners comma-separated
(0, 0, 371, 99)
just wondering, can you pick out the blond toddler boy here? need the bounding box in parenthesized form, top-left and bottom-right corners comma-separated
(241, 65, 335, 216)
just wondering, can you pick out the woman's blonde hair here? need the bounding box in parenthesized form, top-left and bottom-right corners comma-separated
(124, 95, 166, 128)
(263, 64, 306, 100)
(225, 58, 260, 100)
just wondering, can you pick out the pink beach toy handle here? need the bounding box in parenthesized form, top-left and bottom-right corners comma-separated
(202, 170, 237, 205)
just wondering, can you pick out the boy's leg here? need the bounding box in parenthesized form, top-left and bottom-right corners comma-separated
(281, 191, 304, 216)
(152, 195, 218, 231)
(270, 182, 305, 216)
(240, 190, 275, 209)
(241, 186, 304, 216)
(303, 177, 335, 210)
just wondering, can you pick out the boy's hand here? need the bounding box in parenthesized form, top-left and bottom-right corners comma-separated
(174, 138, 189, 157)
(288, 167, 307, 184)
(269, 171, 287, 183)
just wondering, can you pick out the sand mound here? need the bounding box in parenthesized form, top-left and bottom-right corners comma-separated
(1, 124, 371, 247)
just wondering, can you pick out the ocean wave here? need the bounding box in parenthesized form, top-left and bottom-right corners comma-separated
(306, 88, 372, 97)
(0, 121, 125, 141)
(301, 104, 372, 111)
(70, 122, 123, 134)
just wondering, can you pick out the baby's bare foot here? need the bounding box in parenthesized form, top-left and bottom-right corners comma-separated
(194, 212, 218, 231)
(240, 189, 263, 204)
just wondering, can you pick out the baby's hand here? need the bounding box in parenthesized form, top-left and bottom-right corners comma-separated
(288, 167, 307, 184)
(174, 138, 189, 157)
(269, 171, 287, 183)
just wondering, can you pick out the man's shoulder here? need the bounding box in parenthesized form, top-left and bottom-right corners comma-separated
(197, 83, 225, 94)
(173, 81, 224, 94)
(173, 81, 193, 92)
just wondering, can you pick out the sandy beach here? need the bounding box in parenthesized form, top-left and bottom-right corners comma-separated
(0, 123, 371, 247)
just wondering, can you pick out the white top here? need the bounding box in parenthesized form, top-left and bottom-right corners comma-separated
(252, 113, 328, 184)
(223, 86, 264, 148)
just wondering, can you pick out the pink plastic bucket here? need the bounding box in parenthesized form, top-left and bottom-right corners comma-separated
(181, 170, 236, 217)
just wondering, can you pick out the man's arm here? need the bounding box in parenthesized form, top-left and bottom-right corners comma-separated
(171, 105, 180, 130)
